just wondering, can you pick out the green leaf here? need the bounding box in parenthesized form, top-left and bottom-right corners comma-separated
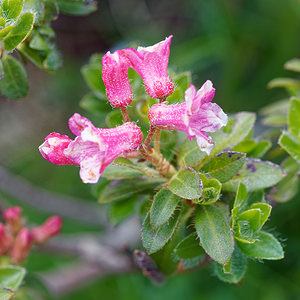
(44, 0, 59, 22)
(222, 158, 286, 192)
(238, 231, 284, 260)
(174, 233, 205, 259)
(194, 205, 234, 265)
(56, 0, 97, 16)
(0, 25, 13, 39)
(113, 157, 160, 178)
(196, 176, 222, 205)
(210, 112, 256, 156)
(267, 77, 300, 96)
(248, 140, 272, 158)
(0, 55, 28, 99)
(98, 178, 165, 204)
(81, 64, 106, 98)
(178, 138, 206, 168)
(101, 164, 144, 180)
(109, 196, 138, 225)
(150, 189, 181, 227)
(23, 0, 44, 25)
(1, 0, 24, 23)
(4, 12, 34, 51)
(249, 203, 271, 230)
(269, 157, 300, 203)
(169, 168, 202, 200)
(105, 110, 123, 127)
(29, 32, 48, 51)
(214, 247, 247, 284)
(278, 130, 300, 162)
(142, 207, 181, 254)
(288, 98, 300, 137)
(238, 209, 261, 232)
(284, 58, 300, 72)
(80, 93, 110, 116)
(200, 151, 246, 183)
(233, 182, 247, 209)
(0, 266, 26, 299)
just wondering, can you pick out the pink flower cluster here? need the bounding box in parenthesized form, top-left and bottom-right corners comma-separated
(0, 206, 62, 263)
(40, 36, 227, 183)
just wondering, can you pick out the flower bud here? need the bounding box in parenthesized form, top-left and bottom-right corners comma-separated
(32, 216, 62, 244)
(3, 206, 23, 235)
(123, 36, 174, 99)
(0, 223, 14, 255)
(11, 228, 31, 263)
(102, 50, 132, 107)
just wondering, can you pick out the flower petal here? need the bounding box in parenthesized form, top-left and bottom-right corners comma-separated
(69, 113, 96, 136)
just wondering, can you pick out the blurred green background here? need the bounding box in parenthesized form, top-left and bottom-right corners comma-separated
(1, 0, 300, 299)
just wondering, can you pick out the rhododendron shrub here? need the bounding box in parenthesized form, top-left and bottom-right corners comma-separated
(1, 33, 299, 299)
(39, 36, 291, 286)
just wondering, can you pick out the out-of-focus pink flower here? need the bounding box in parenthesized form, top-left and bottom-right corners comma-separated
(39, 113, 143, 184)
(0, 223, 14, 255)
(148, 81, 228, 155)
(3, 206, 23, 235)
(102, 50, 132, 107)
(32, 216, 62, 244)
(39, 132, 74, 165)
(123, 36, 174, 99)
(11, 228, 31, 263)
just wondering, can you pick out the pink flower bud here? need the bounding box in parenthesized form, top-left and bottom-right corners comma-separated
(3, 206, 23, 235)
(11, 228, 31, 263)
(39, 113, 143, 184)
(39, 132, 75, 165)
(123, 36, 174, 99)
(0, 223, 14, 255)
(32, 216, 62, 244)
(102, 50, 132, 107)
(149, 81, 228, 155)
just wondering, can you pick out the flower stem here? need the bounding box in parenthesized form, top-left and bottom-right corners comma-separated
(154, 129, 161, 153)
(140, 145, 176, 178)
(144, 125, 156, 148)
(120, 107, 130, 123)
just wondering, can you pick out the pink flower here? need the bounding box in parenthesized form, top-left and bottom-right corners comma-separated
(102, 50, 132, 107)
(0, 223, 14, 255)
(148, 81, 228, 155)
(123, 36, 174, 99)
(39, 113, 143, 184)
(11, 228, 31, 263)
(39, 132, 74, 165)
(3, 206, 23, 235)
(32, 216, 62, 244)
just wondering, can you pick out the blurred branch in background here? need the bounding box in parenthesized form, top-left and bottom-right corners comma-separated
(0, 165, 106, 227)
(38, 217, 140, 296)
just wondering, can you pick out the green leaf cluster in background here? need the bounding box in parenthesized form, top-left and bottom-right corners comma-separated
(0, 0, 97, 99)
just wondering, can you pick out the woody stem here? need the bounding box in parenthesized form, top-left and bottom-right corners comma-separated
(120, 107, 130, 123)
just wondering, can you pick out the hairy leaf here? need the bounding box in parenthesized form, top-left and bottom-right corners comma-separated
(195, 205, 234, 265)
(200, 151, 246, 183)
(150, 189, 181, 227)
(142, 207, 181, 254)
(174, 233, 205, 259)
(222, 158, 285, 192)
(169, 168, 202, 200)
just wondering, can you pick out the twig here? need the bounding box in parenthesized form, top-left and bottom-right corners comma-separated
(0, 166, 106, 227)
(120, 107, 130, 123)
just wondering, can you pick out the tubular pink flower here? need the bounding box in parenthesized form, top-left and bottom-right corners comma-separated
(39, 132, 74, 165)
(0, 223, 14, 255)
(32, 216, 62, 244)
(123, 36, 174, 99)
(3, 206, 23, 235)
(148, 81, 228, 155)
(11, 228, 32, 263)
(102, 50, 132, 107)
(39, 113, 143, 184)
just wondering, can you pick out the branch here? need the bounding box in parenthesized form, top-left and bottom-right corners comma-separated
(0, 166, 106, 226)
